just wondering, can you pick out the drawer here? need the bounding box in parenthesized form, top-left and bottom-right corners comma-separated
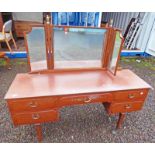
(58, 93, 113, 106)
(16, 32, 24, 37)
(114, 89, 148, 102)
(109, 101, 144, 113)
(12, 110, 59, 125)
(8, 97, 58, 113)
(15, 24, 29, 29)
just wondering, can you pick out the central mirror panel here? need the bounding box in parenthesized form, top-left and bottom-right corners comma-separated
(53, 27, 107, 69)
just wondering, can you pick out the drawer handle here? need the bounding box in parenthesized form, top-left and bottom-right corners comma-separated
(29, 102, 37, 108)
(125, 104, 131, 109)
(140, 92, 144, 95)
(84, 97, 91, 103)
(32, 114, 40, 120)
(128, 94, 135, 99)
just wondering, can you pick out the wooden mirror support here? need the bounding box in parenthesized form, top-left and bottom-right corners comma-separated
(108, 30, 124, 75)
(24, 23, 123, 75)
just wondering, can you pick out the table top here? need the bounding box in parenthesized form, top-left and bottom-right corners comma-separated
(5, 69, 152, 99)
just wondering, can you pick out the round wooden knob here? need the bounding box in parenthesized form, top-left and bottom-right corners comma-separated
(84, 97, 91, 103)
(125, 104, 131, 109)
(32, 114, 40, 120)
(29, 102, 37, 108)
(128, 94, 135, 99)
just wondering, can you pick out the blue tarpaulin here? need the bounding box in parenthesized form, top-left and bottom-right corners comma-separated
(52, 12, 101, 27)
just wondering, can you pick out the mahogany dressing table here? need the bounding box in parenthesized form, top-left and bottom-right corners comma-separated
(5, 20, 152, 142)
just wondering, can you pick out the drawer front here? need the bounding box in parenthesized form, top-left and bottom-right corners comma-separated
(15, 24, 29, 29)
(110, 101, 144, 113)
(15, 27, 31, 37)
(8, 97, 58, 113)
(15, 31, 24, 37)
(14, 22, 40, 31)
(114, 89, 148, 102)
(58, 93, 113, 106)
(12, 110, 59, 125)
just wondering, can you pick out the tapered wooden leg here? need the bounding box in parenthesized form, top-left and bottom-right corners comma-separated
(5, 40, 12, 52)
(116, 113, 126, 129)
(35, 124, 42, 142)
(4, 55, 11, 69)
(12, 37, 17, 50)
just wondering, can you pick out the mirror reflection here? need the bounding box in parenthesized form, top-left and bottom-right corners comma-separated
(53, 27, 107, 68)
(26, 27, 47, 71)
(108, 31, 122, 75)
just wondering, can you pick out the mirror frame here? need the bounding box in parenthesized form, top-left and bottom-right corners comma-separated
(24, 24, 49, 72)
(24, 23, 124, 75)
(107, 29, 124, 75)
(51, 25, 108, 70)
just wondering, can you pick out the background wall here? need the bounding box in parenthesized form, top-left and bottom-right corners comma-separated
(102, 12, 145, 34)
(102, 12, 155, 56)
(12, 12, 43, 23)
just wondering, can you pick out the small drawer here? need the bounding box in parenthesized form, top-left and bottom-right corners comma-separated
(58, 93, 113, 106)
(109, 101, 144, 113)
(114, 89, 148, 102)
(15, 24, 29, 29)
(12, 110, 59, 125)
(15, 32, 24, 37)
(8, 97, 58, 113)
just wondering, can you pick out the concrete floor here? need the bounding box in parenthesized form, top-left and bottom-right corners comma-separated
(0, 57, 154, 142)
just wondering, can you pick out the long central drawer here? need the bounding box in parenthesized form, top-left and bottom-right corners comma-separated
(58, 93, 113, 106)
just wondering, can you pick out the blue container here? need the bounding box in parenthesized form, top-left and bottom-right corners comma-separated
(52, 12, 100, 27)
(87, 12, 95, 26)
(52, 12, 58, 25)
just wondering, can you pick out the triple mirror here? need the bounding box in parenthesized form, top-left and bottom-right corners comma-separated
(24, 25, 123, 75)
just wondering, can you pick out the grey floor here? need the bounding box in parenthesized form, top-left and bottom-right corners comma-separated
(0, 58, 154, 142)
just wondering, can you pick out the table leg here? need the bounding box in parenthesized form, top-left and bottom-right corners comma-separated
(4, 56, 11, 69)
(35, 124, 42, 142)
(116, 113, 126, 129)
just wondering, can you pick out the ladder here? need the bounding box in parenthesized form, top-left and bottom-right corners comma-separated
(124, 13, 147, 49)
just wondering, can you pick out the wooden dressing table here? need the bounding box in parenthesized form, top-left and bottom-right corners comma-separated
(5, 20, 151, 142)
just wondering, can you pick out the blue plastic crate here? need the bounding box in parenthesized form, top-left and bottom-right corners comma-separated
(121, 51, 151, 57)
(5, 51, 27, 59)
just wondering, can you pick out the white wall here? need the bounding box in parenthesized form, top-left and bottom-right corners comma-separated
(145, 13, 155, 56)
(136, 13, 155, 52)
(102, 12, 143, 34)
(102, 12, 155, 54)
(12, 12, 43, 23)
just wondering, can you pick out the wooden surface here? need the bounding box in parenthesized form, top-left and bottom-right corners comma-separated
(5, 69, 151, 141)
(14, 21, 42, 37)
(0, 13, 3, 31)
(0, 52, 5, 57)
(5, 69, 151, 99)
(31, 60, 102, 71)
